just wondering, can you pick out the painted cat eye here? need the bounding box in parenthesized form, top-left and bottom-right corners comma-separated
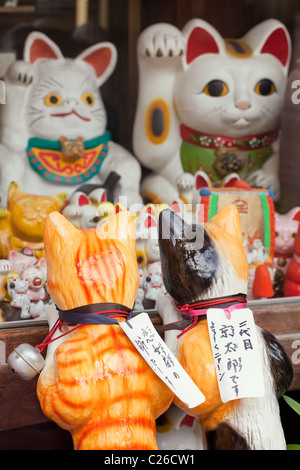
(82, 92, 95, 106)
(254, 79, 276, 96)
(136, 249, 146, 266)
(203, 80, 229, 97)
(44, 93, 62, 106)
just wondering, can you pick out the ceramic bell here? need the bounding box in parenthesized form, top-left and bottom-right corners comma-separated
(7, 343, 45, 380)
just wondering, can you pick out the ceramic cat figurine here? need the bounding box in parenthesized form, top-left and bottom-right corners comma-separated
(133, 19, 291, 204)
(37, 210, 173, 450)
(283, 222, 300, 297)
(156, 205, 293, 449)
(0, 181, 67, 259)
(0, 31, 141, 208)
(0, 259, 13, 301)
(274, 207, 300, 274)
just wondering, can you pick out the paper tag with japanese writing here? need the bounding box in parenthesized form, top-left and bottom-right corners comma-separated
(119, 312, 205, 408)
(207, 307, 265, 403)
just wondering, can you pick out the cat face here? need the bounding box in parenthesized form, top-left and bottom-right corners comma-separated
(158, 205, 248, 304)
(8, 278, 29, 297)
(275, 207, 300, 255)
(28, 61, 107, 140)
(8, 182, 67, 241)
(24, 32, 117, 141)
(174, 19, 291, 138)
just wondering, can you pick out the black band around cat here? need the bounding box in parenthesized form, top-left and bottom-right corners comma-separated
(57, 302, 132, 326)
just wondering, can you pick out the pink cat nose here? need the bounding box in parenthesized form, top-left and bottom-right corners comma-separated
(66, 98, 79, 106)
(235, 101, 251, 110)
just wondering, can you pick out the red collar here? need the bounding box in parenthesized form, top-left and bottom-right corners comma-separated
(175, 294, 247, 338)
(180, 124, 278, 150)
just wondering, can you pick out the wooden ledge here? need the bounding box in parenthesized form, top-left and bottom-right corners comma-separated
(0, 297, 299, 431)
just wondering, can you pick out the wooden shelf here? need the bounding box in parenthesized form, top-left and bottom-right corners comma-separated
(0, 297, 299, 432)
(0, 6, 35, 13)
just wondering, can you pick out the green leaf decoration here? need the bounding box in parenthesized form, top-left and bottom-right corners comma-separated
(287, 444, 300, 450)
(283, 395, 300, 416)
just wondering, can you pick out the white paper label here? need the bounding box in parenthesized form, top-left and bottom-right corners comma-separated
(119, 312, 205, 408)
(207, 307, 265, 403)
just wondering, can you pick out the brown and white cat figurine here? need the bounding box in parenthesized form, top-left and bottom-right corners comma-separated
(157, 205, 293, 449)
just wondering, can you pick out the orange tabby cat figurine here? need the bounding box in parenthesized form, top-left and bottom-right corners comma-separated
(157, 205, 293, 450)
(37, 210, 173, 450)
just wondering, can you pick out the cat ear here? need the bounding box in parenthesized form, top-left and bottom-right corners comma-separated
(8, 181, 21, 194)
(8, 181, 22, 202)
(158, 208, 195, 245)
(24, 31, 64, 63)
(288, 207, 300, 222)
(76, 42, 117, 87)
(44, 211, 82, 247)
(243, 19, 291, 71)
(182, 19, 224, 65)
(53, 192, 68, 209)
(211, 205, 243, 242)
(195, 171, 211, 190)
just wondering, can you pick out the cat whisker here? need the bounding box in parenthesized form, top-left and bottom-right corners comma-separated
(28, 106, 44, 116)
(90, 110, 106, 117)
(179, 106, 221, 117)
(28, 114, 47, 127)
(80, 76, 95, 88)
(90, 107, 104, 113)
(43, 76, 64, 89)
(261, 106, 273, 118)
(28, 111, 43, 116)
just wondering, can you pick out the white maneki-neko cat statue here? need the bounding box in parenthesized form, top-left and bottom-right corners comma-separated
(133, 18, 291, 204)
(0, 32, 142, 208)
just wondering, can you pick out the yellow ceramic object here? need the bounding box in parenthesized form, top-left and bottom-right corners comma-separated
(0, 182, 67, 259)
(37, 210, 173, 450)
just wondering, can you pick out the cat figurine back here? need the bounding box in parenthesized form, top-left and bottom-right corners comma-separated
(0, 181, 67, 259)
(37, 210, 173, 450)
(0, 31, 141, 207)
(157, 205, 292, 449)
(133, 18, 291, 204)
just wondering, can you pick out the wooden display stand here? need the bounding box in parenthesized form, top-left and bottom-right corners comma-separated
(0, 297, 299, 432)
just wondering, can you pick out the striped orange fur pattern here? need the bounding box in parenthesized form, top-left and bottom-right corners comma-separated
(38, 210, 173, 449)
(43, 210, 139, 310)
(37, 323, 172, 449)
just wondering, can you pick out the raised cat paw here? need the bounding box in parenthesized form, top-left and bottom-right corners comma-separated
(6, 61, 34, 86)
(247, 170, 280, 199)
(176, 172, 195, 192)
(0, 260, 12, 273)
(138, 23, 185, 59)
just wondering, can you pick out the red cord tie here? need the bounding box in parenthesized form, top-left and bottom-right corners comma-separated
(35, 318, 82, 353)
(35, 303, 133, 353)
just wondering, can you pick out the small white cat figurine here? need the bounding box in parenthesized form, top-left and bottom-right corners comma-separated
(8, 277, 31, 319)
(133, 18, 291, 204)
(0, 31, 142, 207)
